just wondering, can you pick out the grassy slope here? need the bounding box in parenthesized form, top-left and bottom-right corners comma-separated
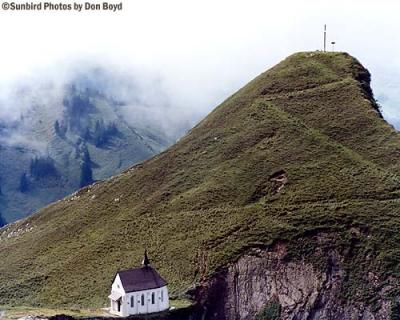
(1, 52, 400, 308)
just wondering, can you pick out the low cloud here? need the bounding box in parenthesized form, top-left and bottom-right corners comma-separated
(0, 58, 207, 153)
(0, 132, 48, 153)
(0, 0, 398, 134)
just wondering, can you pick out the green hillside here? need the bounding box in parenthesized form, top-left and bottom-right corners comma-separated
(1, 52, 400, 309)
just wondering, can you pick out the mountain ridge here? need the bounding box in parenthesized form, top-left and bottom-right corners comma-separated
(1, 52, 400, 318)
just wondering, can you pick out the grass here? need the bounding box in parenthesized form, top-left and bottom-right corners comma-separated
(0, 305, 109, 320)
(1, 51, 400, 309)
(0, 299, 192, 319)
(169, 298, 193, 309)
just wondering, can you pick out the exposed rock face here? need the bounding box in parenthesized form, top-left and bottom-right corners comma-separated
(196, 235, 394, 320)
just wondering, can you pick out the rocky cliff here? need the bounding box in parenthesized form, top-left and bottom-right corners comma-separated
(197, 233, 397, 320)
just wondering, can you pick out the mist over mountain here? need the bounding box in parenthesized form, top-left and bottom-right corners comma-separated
(373, 72, 400, 130)
(0, 63, 198, 224)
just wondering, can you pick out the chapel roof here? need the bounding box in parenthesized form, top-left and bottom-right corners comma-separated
(117, 266, 167, 292)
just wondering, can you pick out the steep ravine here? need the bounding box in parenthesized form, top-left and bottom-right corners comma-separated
(196, 233, 397, 320)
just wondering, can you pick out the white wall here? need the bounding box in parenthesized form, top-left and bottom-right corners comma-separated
(109, 274, 126, 316)
(125, 286, 169, 315)
(111, 274, 125, 294)
(110, 285, 168, 316)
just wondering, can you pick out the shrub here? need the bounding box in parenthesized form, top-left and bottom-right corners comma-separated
(255, 300, 281, 320)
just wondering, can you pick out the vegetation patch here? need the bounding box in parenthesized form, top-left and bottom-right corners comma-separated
(255, 299, 281, 320)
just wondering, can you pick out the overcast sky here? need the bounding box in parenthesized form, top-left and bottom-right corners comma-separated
(0, 0, 399, 127)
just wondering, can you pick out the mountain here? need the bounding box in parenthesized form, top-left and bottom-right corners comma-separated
(1, 52, 400, 319)
(0, 68, 182, 224)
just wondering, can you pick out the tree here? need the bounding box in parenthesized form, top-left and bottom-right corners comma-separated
(54, 120, 67, 137)
(54, 120, 60, 135)
(80, 149, 93, 187)
(107, 122, 118, 135)
(29, 157, 58, 179)
(83, 127, 91, 140)
(0, 212, 5, 227)
(93, 120, 106, 147)
(92, 120, 119, 147)
(19, 172, 29, 193)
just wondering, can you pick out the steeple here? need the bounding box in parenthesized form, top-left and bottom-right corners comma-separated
(142, 249, 150, 267)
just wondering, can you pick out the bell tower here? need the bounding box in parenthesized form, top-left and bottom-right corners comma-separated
(142, 249, 150, 267)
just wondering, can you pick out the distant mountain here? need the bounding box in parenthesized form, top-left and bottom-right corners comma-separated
(1, 52, 400, 319)
(0, 67, 187, 224)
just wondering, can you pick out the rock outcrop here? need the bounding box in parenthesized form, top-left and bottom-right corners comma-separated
(196, 234, 395, 320)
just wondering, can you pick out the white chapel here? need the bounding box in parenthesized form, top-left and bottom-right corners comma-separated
(109, 251, 169, 316)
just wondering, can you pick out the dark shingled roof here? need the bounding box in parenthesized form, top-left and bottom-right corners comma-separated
(116, 266, 167, 293)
